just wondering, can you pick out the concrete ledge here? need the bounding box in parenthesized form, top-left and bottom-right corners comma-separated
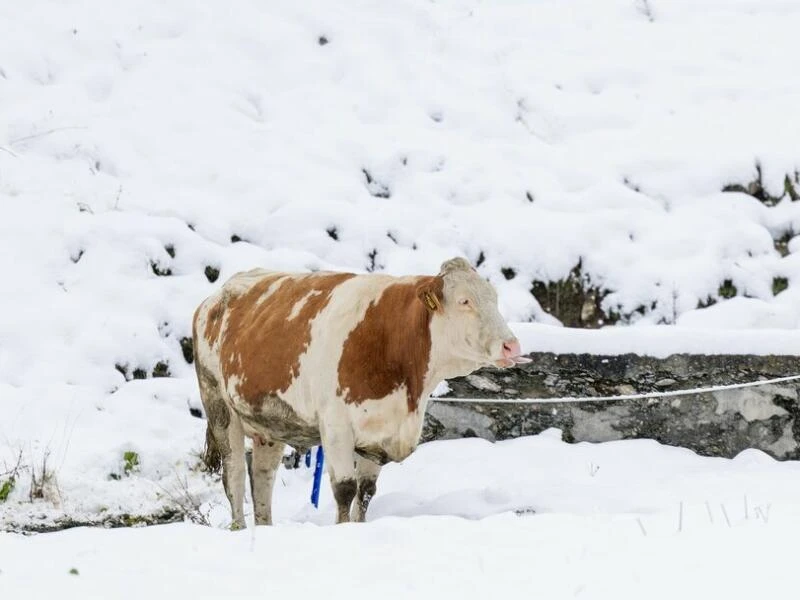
(422, 353, 800, 459)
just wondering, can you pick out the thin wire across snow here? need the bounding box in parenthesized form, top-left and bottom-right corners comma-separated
(432, 374, 800, 405)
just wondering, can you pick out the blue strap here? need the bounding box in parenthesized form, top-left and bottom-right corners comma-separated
(310, 446, 324, 508)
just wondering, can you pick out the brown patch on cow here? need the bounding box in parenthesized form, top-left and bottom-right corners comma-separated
(219, 272, 355, 407)
(196, 295, 228, 349)
(337, 276, 444, 412)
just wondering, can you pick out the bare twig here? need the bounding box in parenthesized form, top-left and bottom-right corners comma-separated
(721, 504, 732, 528)
(29, 449, 61, 507)
(156, 468, 213, 527)
(0, 449, 24, 478)
(754, 504, 771, 524)
(9, 126, 87, 147)
(0, 146, 18, 158)
(636, 0, 655, 22)
(636, 517, 648, 537)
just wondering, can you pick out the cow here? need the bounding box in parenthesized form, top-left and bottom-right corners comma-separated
(192, 257, 529, 528)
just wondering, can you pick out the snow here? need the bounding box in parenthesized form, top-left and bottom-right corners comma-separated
(3, 433, 800, 598)
(3, 0, 800, 595)
(512, 322, 800, 358)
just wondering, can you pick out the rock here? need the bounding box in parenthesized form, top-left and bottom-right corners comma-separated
(422, 352, 800, 460)
(530, 261, 618, 328)
(465, 374, 501, 393)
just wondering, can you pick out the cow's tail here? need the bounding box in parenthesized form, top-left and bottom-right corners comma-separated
(203, 423, 223, 473)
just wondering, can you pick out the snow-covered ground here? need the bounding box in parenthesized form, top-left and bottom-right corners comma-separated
(3, 0, 800, 596)
(3, 433, 800, 598)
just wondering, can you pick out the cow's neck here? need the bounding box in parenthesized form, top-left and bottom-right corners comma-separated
(424, 315, 483, 394)
(383, 301, 480, 413)
(381, 295, 441, 413)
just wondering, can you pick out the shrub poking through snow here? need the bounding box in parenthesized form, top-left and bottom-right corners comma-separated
(361, 168, 391, 198)
(530, 262, 617, 328)
(152, 361, 170, 378)
(718, 280, 738, 299)
(204, 265, 220, 283)
(180, 337, 194, 364)
(721, 164, 799, 206)
(773, 277, 789, 296)
(366, 249, 379, 272)
(0, 450, 22, 503)
(157, 470, 214, 526)
(116, 361, 170, 380)
(150, 260, 172, 277)
(0, 477, 14, 502)
(109, 451, 140, 480)
(774, 231, 793, 257)
(29, 450, 60, 506)
(123, 451, 140, 476)
(784, 173, 799, 201)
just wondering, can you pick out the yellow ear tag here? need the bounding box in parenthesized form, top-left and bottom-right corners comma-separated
(424, 291, 440, 311)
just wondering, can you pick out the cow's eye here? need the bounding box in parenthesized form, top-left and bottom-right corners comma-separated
(459, 298, 470, 306)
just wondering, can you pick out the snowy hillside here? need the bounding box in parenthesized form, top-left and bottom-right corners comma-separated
(3, 0, 800, 595)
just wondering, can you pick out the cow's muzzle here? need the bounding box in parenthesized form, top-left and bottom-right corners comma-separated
(494, 338, 531, 368)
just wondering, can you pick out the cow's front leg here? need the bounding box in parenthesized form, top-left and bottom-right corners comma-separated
(351, 455, 380, 523)
(320, 425, 357, 524)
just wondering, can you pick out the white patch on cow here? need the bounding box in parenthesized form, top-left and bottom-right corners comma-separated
(287, 290, 322, 320)
(255, 274, 290, 307)
(225, 373, 245, 407)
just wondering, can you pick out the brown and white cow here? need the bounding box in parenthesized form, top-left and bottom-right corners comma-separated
(192, 257, 528, 528)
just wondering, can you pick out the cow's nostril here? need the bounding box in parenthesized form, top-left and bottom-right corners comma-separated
(502, 339, 520, 358)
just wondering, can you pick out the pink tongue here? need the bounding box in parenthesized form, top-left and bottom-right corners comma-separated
(512, 356, 532, 364)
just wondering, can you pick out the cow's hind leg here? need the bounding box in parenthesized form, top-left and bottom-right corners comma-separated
(218, 416, 246, 529)
(351, 455, 380, 523)
(196, 367, 246, 528)
(251, 437, 284, 526)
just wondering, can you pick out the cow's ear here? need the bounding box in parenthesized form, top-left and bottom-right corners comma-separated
(416, 278, 444, 312)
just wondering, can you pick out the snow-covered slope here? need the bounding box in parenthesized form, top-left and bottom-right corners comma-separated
(2, 0, 800, 568)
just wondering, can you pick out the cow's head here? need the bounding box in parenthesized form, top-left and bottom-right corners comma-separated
(417, 257, 530, 368)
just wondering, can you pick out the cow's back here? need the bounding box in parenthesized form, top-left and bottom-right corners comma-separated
(194, 268, 355, 400)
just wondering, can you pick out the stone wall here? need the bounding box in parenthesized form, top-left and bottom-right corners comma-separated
(422, 353, 800, 460)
